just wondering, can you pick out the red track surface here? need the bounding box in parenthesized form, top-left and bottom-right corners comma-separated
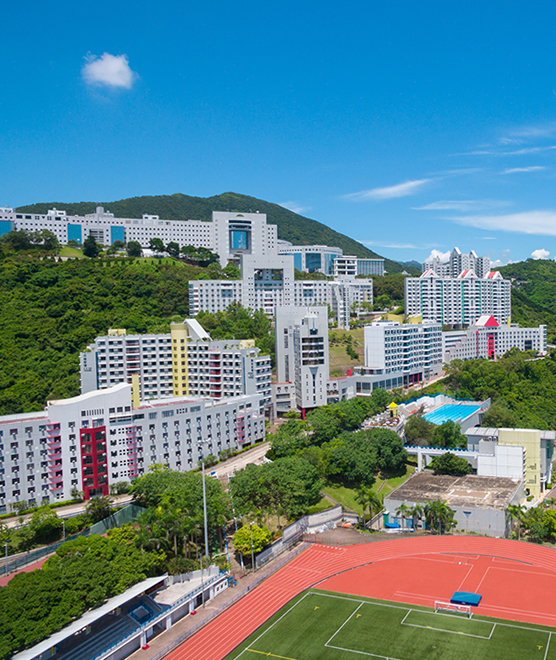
(166, 536, 556, 660)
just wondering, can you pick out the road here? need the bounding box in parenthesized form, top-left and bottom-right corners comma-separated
(211, 441, 270, 481)
(3, 494, 133, 529)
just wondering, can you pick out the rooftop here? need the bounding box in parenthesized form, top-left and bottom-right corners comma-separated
(385, 472, 521, 511)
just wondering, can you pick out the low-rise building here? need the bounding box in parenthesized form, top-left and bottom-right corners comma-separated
(443, 316, 547, 363)
(0, 384, 265, 513)
(384, 472, 524, 537)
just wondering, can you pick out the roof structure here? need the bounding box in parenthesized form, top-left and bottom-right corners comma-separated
(13, 576, 167, 660)
(385, 472, 521, 511)
(474, 315, 500, 327)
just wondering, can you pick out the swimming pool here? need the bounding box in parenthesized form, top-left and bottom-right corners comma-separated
(423, 403, 481, 425)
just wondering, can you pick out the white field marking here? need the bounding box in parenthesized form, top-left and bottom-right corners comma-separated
(456, 565, 475, 592)
(544, 632, 552, 660)
(231, 592, 312, 660)
(401, 620, 495, 640)
(324, 602, 365, 648)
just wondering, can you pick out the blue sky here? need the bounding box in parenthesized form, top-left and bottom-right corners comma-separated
(3, 1, 556, 266)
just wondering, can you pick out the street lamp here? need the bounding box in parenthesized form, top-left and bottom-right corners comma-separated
(249, 521, 255, 574)
(199, 442, 210, 608)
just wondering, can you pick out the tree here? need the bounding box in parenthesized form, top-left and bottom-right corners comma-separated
(424, 500, 456, 534)
(149, 237, 165, 254)
(85, 495, 113, 523)
(232, 524, 271, 558)
(367, 491, 383, 530)
(126, 241, 142, 257)
(403, 409, 435, 446)
(396, 503, 411, 532)
(409, 502, 424, 531)
(429, 452, 471, 476)
(432, 421, 467, 449)
(223, 261, 241, 279)
(82, 234, 101, 258)
(355, 486, 371, 528)
(166, 241, 180, 258)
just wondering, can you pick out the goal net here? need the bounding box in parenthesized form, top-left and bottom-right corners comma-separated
(434, 601, 472, 618)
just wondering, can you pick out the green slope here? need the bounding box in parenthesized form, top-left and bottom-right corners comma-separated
(496, 259, 556, 340)
(16, 192, 418, 274)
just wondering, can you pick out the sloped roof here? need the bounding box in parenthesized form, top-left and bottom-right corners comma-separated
(475, 315, 499, 327)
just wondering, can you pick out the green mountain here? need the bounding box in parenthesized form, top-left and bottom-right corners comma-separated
(16, 192, 419, 274)
(496, 259, 556, 341)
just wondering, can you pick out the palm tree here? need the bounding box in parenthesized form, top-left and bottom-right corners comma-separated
(368, 492, 383, 531)
(396, 503, 411, 532)
(409, 503, 424, 532)
(356, 486, 371, 529)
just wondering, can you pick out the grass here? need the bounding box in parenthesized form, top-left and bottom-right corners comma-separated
(306, 498, 335, 515)
(225, 589, 556, 660)
(328, 328, 364, 376)
(59, 246, 84, 258)
(322, 465, 417, 512)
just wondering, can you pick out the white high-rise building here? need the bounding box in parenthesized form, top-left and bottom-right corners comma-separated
(0, 384, 265, 512)
(405, 269, 511, 327)
(80, 320, 272, 410)
(364, 321, 443, 385)
(275, 307, 330, 412)
(189, 254, 373, 329)
(423, 247, 491, 278)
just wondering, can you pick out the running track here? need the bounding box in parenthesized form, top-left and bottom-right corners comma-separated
(166, 536, 556, 660)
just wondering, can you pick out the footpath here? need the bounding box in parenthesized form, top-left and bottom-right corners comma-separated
(127, 544, 305, 660)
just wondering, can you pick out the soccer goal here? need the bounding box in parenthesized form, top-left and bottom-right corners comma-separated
(434, 601, 473, 618)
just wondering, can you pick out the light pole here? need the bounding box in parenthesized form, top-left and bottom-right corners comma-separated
(199, 443, 210, 608)
(249, 522, 255, 574)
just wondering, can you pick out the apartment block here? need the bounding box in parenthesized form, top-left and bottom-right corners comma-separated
(0, 384, 265, 512)
(443, 316, 547, 363)
(80, 320, 272, 410)
(364, 320, 443, 385)
(423, 247, 491, 278)
(275, 306, 330, 412)
(405, 269, 511, 327)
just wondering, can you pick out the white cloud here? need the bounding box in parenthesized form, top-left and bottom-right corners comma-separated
(463, 145, 556, 157)
(279, 201, 311, 215)
(531, 248, 550, 260)
(344, 178, 432, 201)
(424, 249, 451, 263)
(450, 210, 556, 236)
(490, 259, 505, 268)
(82, 53, 137, 89)
(362, 240, 434, 250)
(413, 199, 510, 212)
(502, 166, 546, 174)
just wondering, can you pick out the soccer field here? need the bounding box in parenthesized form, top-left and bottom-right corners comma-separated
(224, 590, 556, 660)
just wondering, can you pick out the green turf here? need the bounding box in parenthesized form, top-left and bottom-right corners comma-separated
(225, 589, 556, 660)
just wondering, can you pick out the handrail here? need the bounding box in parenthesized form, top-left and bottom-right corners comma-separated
(90, 572, 225, 660)
(147, 544, 308, 660)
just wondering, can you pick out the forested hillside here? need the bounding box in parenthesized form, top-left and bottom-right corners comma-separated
(496, 260, 556, 341)
(0, 255, 197, 415)
(16, 192, 418, 274)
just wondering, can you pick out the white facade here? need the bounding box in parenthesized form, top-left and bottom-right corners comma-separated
(189, 255, 373, 329)
(80, 324, 272, 409)
(405, 269, 511, 327)
(333, 256, 385, 278)
(275, 306, 330, 411)
(364, 321, 443, 384)
(443, 317, 547, 363)
(0, 384, 265, 512)
(278, 243, 343, 275)
(212, 212, 278, 267)
(423, 247, 491, 278)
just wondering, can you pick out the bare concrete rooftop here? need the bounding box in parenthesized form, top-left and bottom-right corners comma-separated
(385, 472, 521, 510)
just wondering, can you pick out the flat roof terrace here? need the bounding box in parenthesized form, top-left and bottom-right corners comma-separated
(386, 472, 521, 511)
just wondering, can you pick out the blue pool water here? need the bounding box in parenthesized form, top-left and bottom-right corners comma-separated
(423, 404, 481, 425)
